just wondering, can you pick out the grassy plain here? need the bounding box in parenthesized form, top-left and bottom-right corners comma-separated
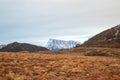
(0, 48, 120, 80)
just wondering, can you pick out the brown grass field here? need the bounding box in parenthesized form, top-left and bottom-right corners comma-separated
(0, 48, 120, 80)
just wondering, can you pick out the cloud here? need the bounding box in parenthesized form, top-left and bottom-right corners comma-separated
(0, 0, 120, 45)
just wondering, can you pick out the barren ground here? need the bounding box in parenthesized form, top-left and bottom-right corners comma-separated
(0, 49, 120, 80)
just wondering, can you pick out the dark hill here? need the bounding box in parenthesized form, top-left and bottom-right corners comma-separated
(80, 24, 120, 48)
(0, 42, 49, 52)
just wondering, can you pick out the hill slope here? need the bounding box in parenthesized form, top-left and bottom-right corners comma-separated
(81, 24, 120, 48)
(0, 42, 49, 52)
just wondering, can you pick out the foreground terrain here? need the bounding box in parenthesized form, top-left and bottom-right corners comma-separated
(0, 49, 120, 80)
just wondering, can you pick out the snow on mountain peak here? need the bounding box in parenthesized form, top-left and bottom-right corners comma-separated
(46, 39, 80, 50)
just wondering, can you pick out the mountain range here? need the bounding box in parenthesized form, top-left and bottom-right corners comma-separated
(47, 39, 80, 50)
(0, 24, 120, 52)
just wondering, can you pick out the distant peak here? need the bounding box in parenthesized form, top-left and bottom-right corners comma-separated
(48, 39, 65, 42)
(48, 39, 79, 42)
(47, 39, 80, 50)
(11, 42, 20, 44)
(0, 42, 49, 52)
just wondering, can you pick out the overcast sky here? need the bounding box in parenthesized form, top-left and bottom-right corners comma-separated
(0, 0, 120, 46)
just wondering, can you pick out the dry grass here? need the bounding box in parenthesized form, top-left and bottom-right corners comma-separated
(0, 50, 120, 80)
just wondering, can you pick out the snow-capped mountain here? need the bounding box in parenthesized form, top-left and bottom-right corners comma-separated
(47, 39, 80, 50)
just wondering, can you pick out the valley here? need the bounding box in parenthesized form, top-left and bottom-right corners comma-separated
(0, 0, 120, 80)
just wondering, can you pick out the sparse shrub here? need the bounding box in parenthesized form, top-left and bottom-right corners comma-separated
(84, 49, 112, 56)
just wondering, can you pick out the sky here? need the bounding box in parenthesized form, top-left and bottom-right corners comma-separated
(0, 0, 120, 46)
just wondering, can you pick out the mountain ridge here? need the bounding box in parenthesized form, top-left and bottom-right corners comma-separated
(47, 39, 80, 50)
(79, 24, 120, 48)
(0, 42, 49, 52)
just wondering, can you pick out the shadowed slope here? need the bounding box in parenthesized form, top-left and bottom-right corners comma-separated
(0, 42, 49, 52)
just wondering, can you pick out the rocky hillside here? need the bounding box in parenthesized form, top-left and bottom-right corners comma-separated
(80, 24, 120, 48)
(0, 42, 49, 52)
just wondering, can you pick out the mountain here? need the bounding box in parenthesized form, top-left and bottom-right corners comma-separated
(80, 24, 120, 48)
(0, 42, 49, 52)
(47, 39, 80, 50)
